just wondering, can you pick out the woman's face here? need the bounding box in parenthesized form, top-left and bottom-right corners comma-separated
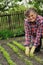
(27, 11, 37, 22)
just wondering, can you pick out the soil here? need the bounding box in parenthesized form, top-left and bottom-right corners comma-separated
(0, 36, 43, 65)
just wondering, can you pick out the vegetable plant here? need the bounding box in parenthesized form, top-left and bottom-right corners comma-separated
(12, 41, 25, 51)
(0, 46, 16, 65)
(12, 41, 43, 64)
(7, 43, 33, 65)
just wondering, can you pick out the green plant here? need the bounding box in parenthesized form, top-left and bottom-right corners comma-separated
(12, 41, 25, 51)
(0, 30, 14, 39)
(34, 56, 43, 64)
(0, 27, 24, 39)
(14, 27, 24, 37)
(7, 43, 33, 65)
(12, 41, 43, 64)
(0, 46, 16, 65)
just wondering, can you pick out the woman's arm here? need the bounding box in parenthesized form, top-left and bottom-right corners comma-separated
(24, 19, 31, 46)
(34, 22, 43, 46)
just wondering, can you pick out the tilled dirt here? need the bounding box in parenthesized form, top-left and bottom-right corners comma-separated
(0, 36, 43, 65)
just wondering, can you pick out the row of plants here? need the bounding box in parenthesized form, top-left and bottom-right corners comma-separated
(12, 41, 43, 64)
(12, 41, 25, 51)
(0, 27, 24, 40)
(7, 43, 33, 65)
(0, 46, 16, 65)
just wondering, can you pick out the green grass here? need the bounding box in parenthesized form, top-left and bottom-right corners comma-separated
(7, 43, 33, 65)
(0, 46, 16, 65)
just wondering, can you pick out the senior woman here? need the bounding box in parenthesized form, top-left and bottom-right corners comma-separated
(24, 8, 43, 56)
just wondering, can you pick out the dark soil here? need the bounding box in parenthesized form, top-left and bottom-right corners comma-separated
(0, 36, 43, 65)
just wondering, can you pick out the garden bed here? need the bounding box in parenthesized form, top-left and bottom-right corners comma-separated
(0, 36, 43, 65)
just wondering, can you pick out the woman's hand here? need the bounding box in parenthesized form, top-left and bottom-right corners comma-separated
(30, 46, 36, 57)
(25, 46, 30, 56)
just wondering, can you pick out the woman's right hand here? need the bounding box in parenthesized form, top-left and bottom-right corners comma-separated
(25, 46, 30, 56)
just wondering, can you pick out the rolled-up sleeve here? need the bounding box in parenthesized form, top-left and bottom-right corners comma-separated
(24, 19, 31, 46)
(34, 22, 43, 46)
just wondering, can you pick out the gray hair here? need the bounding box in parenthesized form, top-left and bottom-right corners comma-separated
(24, 8, 37, 17)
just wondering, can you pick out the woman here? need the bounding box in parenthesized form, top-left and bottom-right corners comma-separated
(24, 8, 43, 57)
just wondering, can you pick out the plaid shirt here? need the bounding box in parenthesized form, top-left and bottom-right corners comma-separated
(24, 15, 43, 46)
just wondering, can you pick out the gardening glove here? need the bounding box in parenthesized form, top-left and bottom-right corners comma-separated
(30, 46, 36, 57)
(25, 46, 30, 56)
